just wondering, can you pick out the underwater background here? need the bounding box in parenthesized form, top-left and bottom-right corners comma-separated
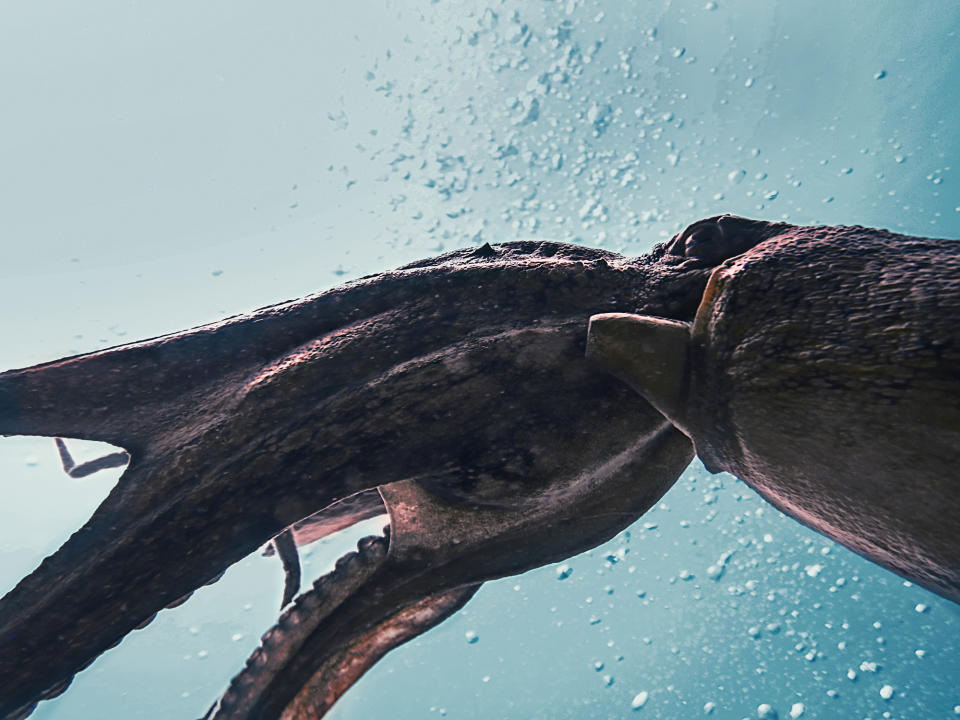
(1, 0, 958, 718)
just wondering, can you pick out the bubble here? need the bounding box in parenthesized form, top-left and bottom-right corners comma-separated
(556, 564, 573, 580)
(789, 703, 805, 719)
(631, 691, 649, 709)
(465, 630, 479, 644)
(879, 684, 894, 700)
(757, 703, 778, 719)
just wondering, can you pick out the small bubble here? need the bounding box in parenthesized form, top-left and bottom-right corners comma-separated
(231, 633, 244, 642)
(211, 270, 223, 277)
(556, 564, 573, 580)
(879, 684, 894, 700)
(24, 455, 39, 467)
(757, 703, 778, 719)
(465, 630, 479, 644)
(874, 69, 887, 79)
(631, 691, 649, 709)
(789, 703, 805, 718)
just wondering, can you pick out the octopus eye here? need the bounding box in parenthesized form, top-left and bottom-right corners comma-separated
(683, 220, 726, 263)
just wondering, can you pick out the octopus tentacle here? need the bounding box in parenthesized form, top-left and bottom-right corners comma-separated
(0, 221, 760, 717)
(205, 529, 480, 720)
(271, 529, 302, 609)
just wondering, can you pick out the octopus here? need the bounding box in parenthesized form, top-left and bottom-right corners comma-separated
(0, 215, 957, 719)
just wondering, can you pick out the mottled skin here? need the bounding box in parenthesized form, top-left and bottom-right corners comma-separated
(0, 216, 957, 719)
(0, 235, 715, 719)
(588, 219, 960, 604)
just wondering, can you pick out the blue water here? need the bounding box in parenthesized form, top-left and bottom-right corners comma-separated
(1, 1, 958, 718)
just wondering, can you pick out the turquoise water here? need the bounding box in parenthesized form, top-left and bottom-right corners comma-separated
(1, 1, 958, 718)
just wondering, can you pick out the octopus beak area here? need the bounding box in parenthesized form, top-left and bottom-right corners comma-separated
(585, 312, 693, 437)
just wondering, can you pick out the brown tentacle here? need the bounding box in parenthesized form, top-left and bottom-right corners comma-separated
(272, 529, 301, 608)
(205, 532, 480, 719)
(0, 234, 714, 717)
